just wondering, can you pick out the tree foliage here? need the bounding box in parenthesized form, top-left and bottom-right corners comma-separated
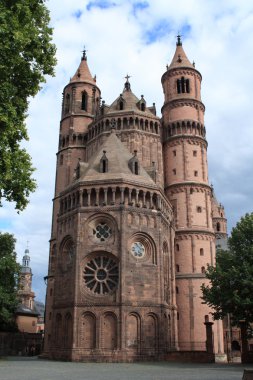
(0, 0, 56, 211)
(0, 232, 20, 331)
(201, 212, 253, 326)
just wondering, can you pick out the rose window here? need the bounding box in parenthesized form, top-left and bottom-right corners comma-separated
(93, 223, 112, 242)
(83, 256, 119, 295)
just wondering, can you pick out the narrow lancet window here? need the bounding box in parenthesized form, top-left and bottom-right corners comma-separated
(128, 150, 139, 175)
(176, 77, 190, 94)
(99, 150, 108, 173)
(65, 94, 70, 114)
(81, 91, 87, 111)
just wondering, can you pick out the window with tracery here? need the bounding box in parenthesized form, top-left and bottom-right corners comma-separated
(83, 255, 119, 295)
(93, 222, 112, 242)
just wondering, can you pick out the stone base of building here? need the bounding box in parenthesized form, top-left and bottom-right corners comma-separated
(166, 351, 215, 363)
(214, 353, 227, 363)
(42, 348, 216, 363)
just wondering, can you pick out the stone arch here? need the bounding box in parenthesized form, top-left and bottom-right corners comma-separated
(126, 313, 140, 351)
(49, 243, 56, 272)
(102, 312, 117, 349)
(128, 232, 157, 264)
(86, 212, 117, 244)
(162, 241, 169, 254)
(80, 312, 96, 349)
(59, 235, 75, 272)
(55, 313, 62, 346)
(144, 313, 158, 350)
(142, 215, 148, 227)
(64, 313, 72, 348)
(127, 212, 134, 225)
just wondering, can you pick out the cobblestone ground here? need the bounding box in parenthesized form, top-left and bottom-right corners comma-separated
(0, 357, 252, 380)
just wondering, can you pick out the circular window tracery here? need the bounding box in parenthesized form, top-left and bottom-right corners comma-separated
(131, 242, 145, 258)
(93, 223, 112, 242)
(83, 255, 118, 295)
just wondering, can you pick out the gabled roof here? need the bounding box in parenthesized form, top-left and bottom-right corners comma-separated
(106, 80, 157, 118)
(78, 131, 157, 187)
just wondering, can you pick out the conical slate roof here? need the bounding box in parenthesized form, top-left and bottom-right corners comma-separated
(70, 51, 96, 84)
(79, 131, 157, 187)
(169, 37, 194, 70)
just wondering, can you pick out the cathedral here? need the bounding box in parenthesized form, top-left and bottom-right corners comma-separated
(43, 37, 228, 361)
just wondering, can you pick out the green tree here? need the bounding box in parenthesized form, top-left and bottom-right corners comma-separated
(201, 212, 253, 326)
(0, 0, 56, 211)
(0, 232, 20, 331)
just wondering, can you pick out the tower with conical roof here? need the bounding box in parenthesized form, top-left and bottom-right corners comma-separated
(44, 41, 226, 362)
(44, 52, 177, 361)
(161, 36, 224, 354)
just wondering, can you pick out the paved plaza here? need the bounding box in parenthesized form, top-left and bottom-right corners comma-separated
(0, 357, 252, 380)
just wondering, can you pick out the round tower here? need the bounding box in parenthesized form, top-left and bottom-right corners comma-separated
(56, 50, 101, 197)
(211, 186, 228, 249)
(44, 52, 101, 356)
(162, 36, 224, 355)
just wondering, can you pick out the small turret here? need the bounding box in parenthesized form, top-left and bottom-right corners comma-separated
(21, 248, 31, 274)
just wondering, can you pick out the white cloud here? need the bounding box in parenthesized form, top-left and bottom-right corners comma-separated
(1, 0, 253, 301)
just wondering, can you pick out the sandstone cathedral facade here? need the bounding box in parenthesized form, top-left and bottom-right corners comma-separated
(44, 37, 227, 361)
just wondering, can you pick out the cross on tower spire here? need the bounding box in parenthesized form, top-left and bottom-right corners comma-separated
(124, 74, 131, 91)
(176, 33, 182, 46)
(82, 46, 87, 61)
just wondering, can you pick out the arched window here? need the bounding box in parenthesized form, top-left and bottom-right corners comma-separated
(128, 151, 139, 175)
(201, 266, 205, 273)
(177, 79, 181, 94)
(200, 248, 204, 256)
(176, 77, 190, 94)
(217, 222, 221, 232)
(134, 161, 139, 175)
(81, 91, 87, 111)
(176, 264, 180, 272)
(186, 79, 190, 93)
(119, 101, 124, 110)
(64, 94, 70, 114)
(140, 102, 145, 111)
(99, 150, 108, 173)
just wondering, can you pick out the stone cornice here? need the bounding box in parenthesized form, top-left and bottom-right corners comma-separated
(87, 129, 161, 146)
(212, 217, 227, 222)
(175, 273, 206, 279)
(58, 178, 163, 198)
(165, 181, 211, 192)
(163, 134, 207, 145)
(161, 98, 205, 113)
(161, 66, 202, 82)
(175, 229, 215, 239)
(61, 112, 94, 123)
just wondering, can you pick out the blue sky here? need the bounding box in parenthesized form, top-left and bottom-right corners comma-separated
(1, 0, 253, 302)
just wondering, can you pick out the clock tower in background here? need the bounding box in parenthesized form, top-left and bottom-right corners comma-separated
(18, 247, 35, 310)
